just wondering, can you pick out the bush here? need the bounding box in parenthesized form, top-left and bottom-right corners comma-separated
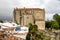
(0, 20, 3, 23)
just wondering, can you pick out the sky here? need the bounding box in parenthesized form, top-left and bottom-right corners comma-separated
(0, 0, 60, 21)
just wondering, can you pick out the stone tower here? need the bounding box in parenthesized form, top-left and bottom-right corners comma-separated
(13, 8, 45, 30)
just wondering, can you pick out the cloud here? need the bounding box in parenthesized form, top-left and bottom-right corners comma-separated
(45, 0, 60, 13)
(0, 0, 60, 21)
(0, 0, 51, 8)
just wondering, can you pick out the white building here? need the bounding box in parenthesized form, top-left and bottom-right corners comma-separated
(0, 22, 29, 40)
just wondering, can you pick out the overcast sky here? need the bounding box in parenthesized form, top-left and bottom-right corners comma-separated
(0, 0, 60, 21)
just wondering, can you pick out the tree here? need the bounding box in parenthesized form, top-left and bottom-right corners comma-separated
(53, 14, 60, 22)
(45, 20, 59, 30)
(51, 21, 59, 30)
(26, 23, 38, 40)
(26, 33, 31, 40)
(45, 21, 52, 29)
(26, 23, 33, 40)
(53, 13, 60, 29)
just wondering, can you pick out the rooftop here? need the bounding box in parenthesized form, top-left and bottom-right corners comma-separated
(14, 8, 44, 10)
